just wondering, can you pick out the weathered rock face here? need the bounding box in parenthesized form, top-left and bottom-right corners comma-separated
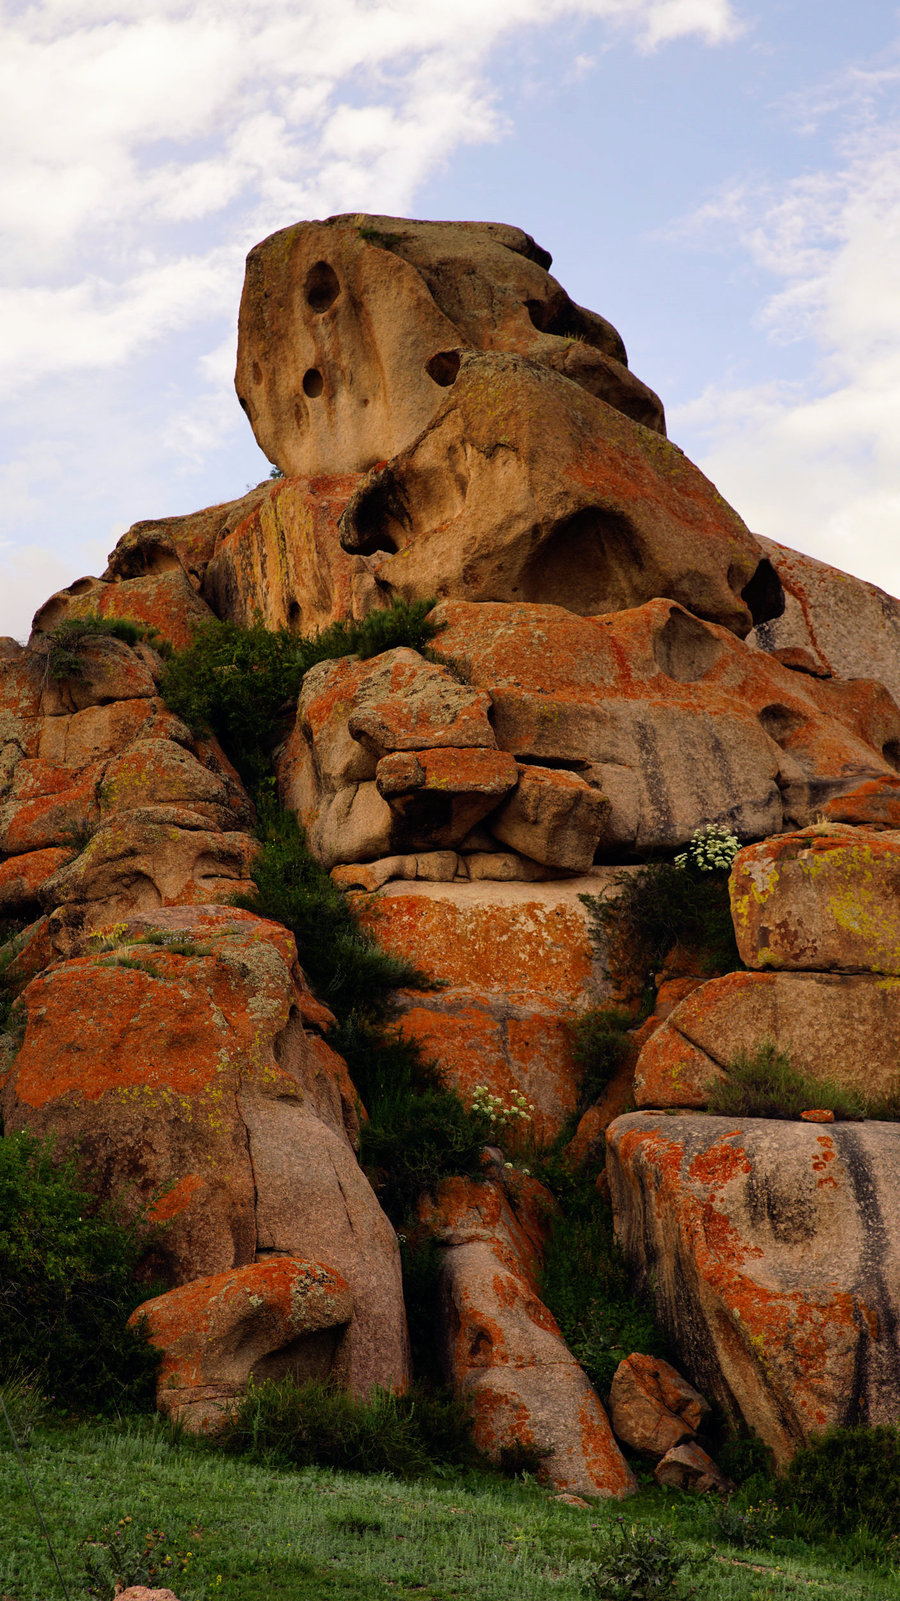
(354, 872, 622, 1143)
(428, 600, 899, 853)
(234, 215, 665, 482)
(132, 1258, 354, 1429)
(730, 825, 900, 974)
(607, 1113, 900, 1465)
(1, 905, 410, 1397)
(421, 1175, 637, 1499)
(339, 353, 769, 636)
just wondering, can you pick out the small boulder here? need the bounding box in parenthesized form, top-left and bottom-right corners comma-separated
(654, 1441, 733, 1494)
(730, 825, 900, 974)
(609, 1354, 710, 1458)
(490, 763, 609, 871)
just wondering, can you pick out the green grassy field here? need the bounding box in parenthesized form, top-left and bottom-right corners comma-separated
(2, 1419, 899, 1601)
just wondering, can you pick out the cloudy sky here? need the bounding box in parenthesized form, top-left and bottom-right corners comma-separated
(2, 0, 899, 639)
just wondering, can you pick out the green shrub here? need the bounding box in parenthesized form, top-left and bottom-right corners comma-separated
(219, 1377, 478, 1477)
(778, 1423, 900, 1538)
(235, 800, 425, 1022)
(706, 1040, 865, 1121)
(571, 1007, 636, 1110)
(0, 1132, 160, 1412)
(37, 613, 164, 683)
(160, 599, 439, 790)
(359, 1084, 493, 1226)
(538, 1176, 666, 1396)
(581, 858, 740, 1007)
(0, 1362, 49, 1448)
(585, 1518, 706, 1599)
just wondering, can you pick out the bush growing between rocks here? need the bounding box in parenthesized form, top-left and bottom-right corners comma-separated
(37, 613, 167, 683)
(777, 1423, 900, 1539)
(538, 1174, 666, 1397)
(706, 1040, 866, 1121)
(160, 598, 439, 790)
(571, 1007, 636, 1110)
(581, 856, 740, 1010)
(0, 1132, 160, 1413)
(219, 1376, 480, 1478)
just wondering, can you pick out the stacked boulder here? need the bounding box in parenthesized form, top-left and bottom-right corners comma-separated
(607, 823, 900, 1466)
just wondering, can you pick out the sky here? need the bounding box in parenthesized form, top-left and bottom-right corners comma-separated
(2, 0, 900, 640)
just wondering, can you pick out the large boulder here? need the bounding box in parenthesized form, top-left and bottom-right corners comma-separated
(608, 1353, 710, 1458)
(634, 968, 900, 1110)
(234, 215, 664, 481)
(1, 905, 410, 1397)
(339, 353, 769, 637)
(730, 825, 900, 974)
(607, 1112, 900, 1465)
(421, 1175, 637, 1499)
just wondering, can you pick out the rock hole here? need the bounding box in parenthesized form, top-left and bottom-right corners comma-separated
(517, 507, 644, 616)
(426, 349, 461, 387)
(302, 368, 324, 398)
(741, 558, 786, 627)
(340, 475, 407, 556)
(883, 740, 900, 772)
(758, 704, 806, 746)
(237, 394, 250, 417)
(305, 260, 340, 313)
(251, 360, 262, 385)
(653, 608, 725, 683)
(469, 1328, 493, 1363)
(524, 293, 574, 336)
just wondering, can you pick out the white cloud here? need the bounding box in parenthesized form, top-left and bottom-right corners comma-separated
(672, 101, 900, 599)
(0, 0, 740, 638)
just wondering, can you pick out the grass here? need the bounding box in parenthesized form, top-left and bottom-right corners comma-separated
(2, 1417, 899, 1601)
(707, 1041, 867, 1121)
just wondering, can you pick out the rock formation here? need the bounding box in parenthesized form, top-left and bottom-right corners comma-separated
(5, 213, 900, 1491)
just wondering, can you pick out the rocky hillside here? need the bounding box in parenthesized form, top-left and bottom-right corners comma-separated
(4, 214, 900, 1499)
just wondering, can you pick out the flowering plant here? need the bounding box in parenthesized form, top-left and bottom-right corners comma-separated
(674, 822, 740, 874)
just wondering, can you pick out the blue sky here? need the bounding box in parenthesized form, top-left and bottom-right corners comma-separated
(2, 0, 899, 639)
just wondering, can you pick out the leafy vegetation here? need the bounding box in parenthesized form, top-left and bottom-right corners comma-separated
(0, 1132, 160, 1412)
(581, 858, 740, 1010)
(538, 1173, 666, 1397)
(160, 598, 439, 789)
(707, 1040, 866, 1121)
(220, 1377, 480, 1478)
(571, 1006, 636, 1111)
(777, 1423, 900, 1539)
(36, 613, 167, 683)
(585, 1518, 707, 1599)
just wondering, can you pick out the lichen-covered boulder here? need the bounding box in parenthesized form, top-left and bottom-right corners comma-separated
(354, 871, 621, 1142)
(606, 1112, 900, 1465)
(421, 1175, 636, 1499)
(1, 905, 410, 1397)
(132, 1258, 354, 1429)
(429, 600, 899, 853)
(730, 825, 900, 974)
(633, 969, 900, 1110)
